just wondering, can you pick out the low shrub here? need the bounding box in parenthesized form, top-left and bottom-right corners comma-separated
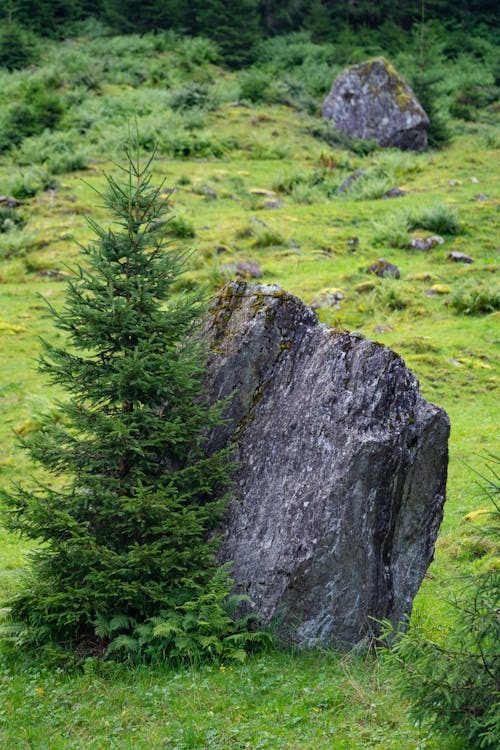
(169, 83, 216, 111)
(95, 567, 266, 665)
(270, 76, 318, 114)
(160, 130, 229, 159)
(0, 226, 44, 260)
(480, 130, 500, 149)
(0, 82, 63, 152)
(173, 34, 220, 67)
(0, 207, 25, 234)
(16, 130, 89, 174)
(238, 69, 272, 103)
(451, 78, 500, 119)
(4, 167, 56, 200)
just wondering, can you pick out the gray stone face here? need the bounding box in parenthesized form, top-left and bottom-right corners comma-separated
(204, 282, 449, 647)
(322, 57, 429, 151)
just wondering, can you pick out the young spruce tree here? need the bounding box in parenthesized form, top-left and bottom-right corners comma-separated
(1, 153, 250, 661)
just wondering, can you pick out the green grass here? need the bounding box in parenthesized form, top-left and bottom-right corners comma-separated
(0, 29, 498, 749)
(0, 650, 464, 749)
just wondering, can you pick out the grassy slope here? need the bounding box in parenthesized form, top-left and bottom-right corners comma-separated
(0, 33, 498, 749)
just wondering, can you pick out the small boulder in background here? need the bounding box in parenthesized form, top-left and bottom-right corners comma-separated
(322, 58, 429, 151)
(368, 258, 401, 279)
(448, 251, 474, 263)
(410, 235, 444, 250)
(219, 260, 263, 279)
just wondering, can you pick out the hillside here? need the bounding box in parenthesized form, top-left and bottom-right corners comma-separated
(0, 26, 498, 749)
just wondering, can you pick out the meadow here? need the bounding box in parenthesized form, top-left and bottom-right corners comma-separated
(0, 26, 498, 749)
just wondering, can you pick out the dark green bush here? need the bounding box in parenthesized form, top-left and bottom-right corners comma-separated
(0, 152, 263, 664)
(410, 71, 452, 148)
(0, 82, 63, 152)
(239, 69, 272, 103)
(170, 83, 215, 111)
(450, 83, 500, 121)
(0, 21, 38, 71)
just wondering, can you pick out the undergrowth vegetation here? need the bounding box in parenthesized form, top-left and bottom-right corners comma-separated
(383, 456, 499, 749)
(0, 15, 498, 750)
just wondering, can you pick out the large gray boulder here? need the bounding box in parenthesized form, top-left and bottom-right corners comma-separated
(322, 57, 429, 151)
(205, 282, 449, 647)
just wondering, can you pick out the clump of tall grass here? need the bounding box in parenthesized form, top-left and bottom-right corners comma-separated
(165, 214, 196, 239)
(449, 281, 500, 315)
(344, 171, 393, 200)
(272, 168, 333, 203)
(249, 140, 290, 160)
(372, 214, 411, 249)
(407, 202, 463, 235)
(252, 225, 286, 248)
(236, 220, 286, 248)
(365, 280, 410, 312)
(288, 182, 324, 204)
(375, 150, 426, 179)
(272, 169, 322, 194)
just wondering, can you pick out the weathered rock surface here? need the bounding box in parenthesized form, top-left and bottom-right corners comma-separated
(448, 251, 474, 263)
(383, 187, 407, 199)
(337, 168, 366, 194)
(368, 258, 401, 279)
(322, 58, 429, 151)
(204, 282, 449, 647)
(410, 235, 445, 250)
